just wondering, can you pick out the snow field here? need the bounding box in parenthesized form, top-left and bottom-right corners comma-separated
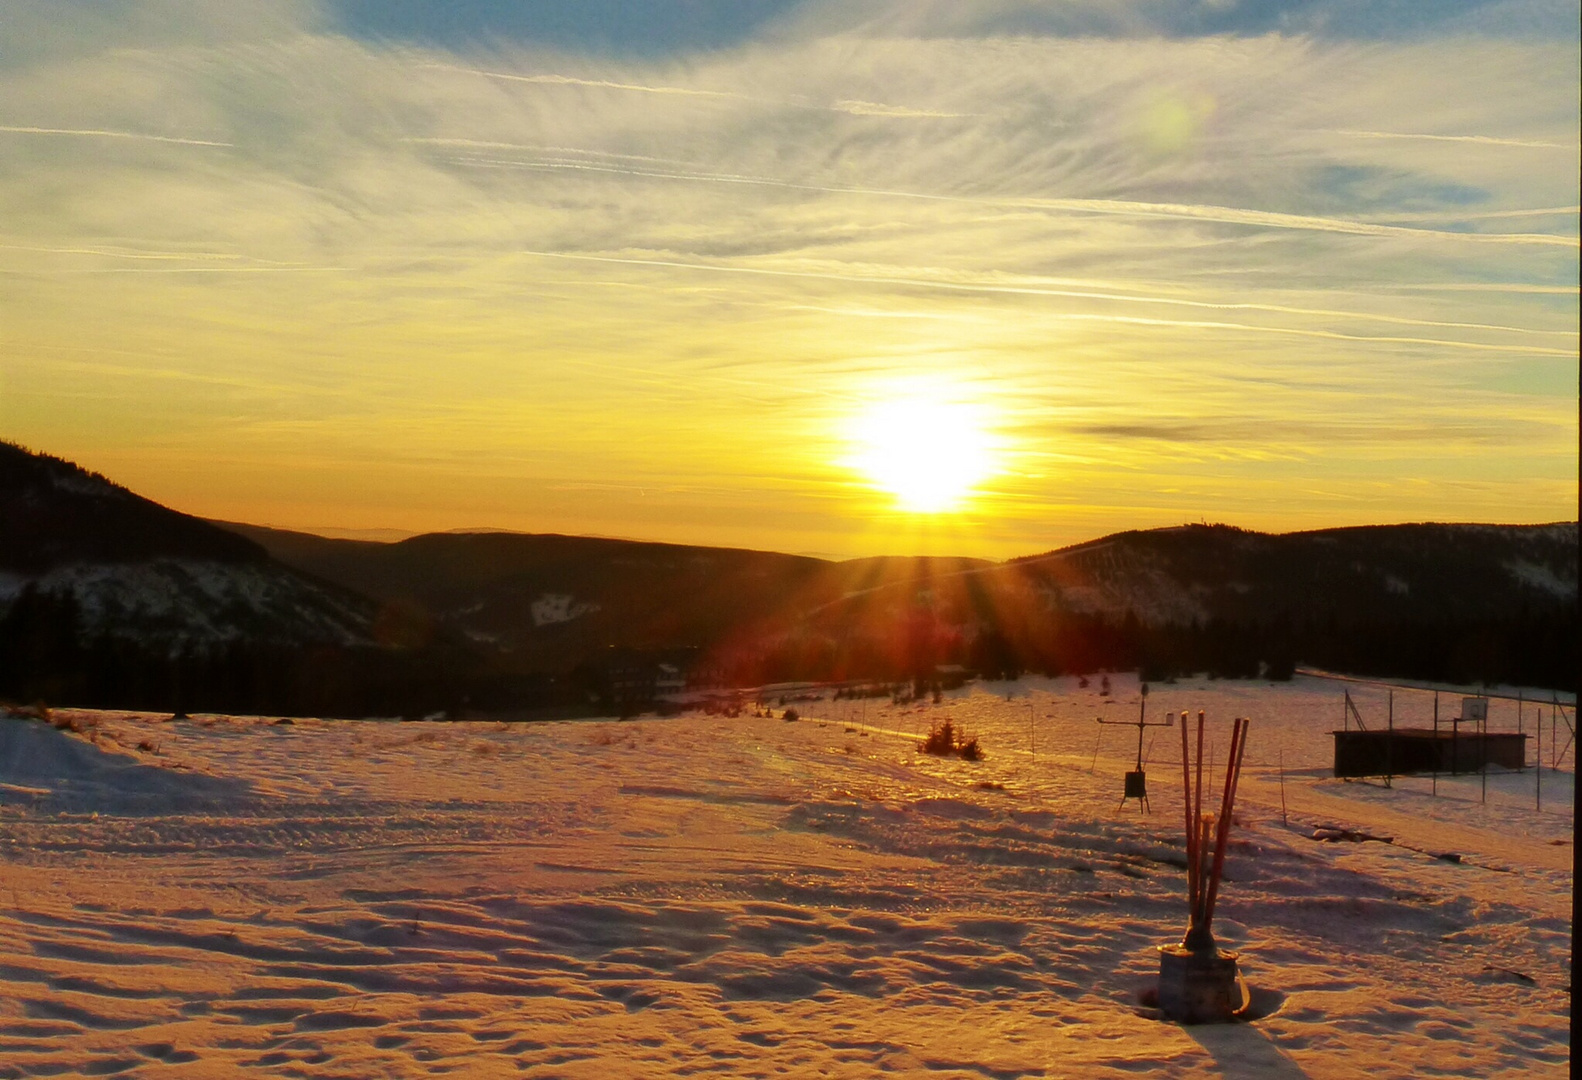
(0, 674, 1571, 1078)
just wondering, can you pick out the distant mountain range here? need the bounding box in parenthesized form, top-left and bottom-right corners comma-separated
(215, 521, 994, 673)
(220, 516, 1577, 680)
(1, 440, 1575, 714)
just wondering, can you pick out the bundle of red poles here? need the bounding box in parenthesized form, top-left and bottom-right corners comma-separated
(1180, 711, 1249, 953)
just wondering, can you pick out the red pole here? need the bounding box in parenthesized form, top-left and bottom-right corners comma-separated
(1180, 711, 1196, 916)
(1202, 718, 1249, 933)
(1200, 719, 1237, 931)
(1192, 711, 1206, 925)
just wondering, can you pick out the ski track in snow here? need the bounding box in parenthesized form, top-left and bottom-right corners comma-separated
(0, 675, 1571, 1078)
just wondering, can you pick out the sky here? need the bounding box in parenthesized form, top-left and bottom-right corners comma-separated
(1, 0, 1577, 559)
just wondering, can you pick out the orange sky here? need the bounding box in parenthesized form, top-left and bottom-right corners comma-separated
(2, 2, 1577, 558)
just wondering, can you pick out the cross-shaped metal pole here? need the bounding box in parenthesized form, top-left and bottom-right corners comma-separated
(1097, 684, 1173, 811)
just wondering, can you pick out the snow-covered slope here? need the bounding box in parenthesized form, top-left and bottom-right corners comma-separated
(0, 714, 251, 809)
(1003, 521, 1580, 625)
(0, 441, 374, 650)
(0, 558, 373, 649)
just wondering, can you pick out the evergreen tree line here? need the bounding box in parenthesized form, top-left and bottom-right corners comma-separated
(709, 607, 1576, 692)
(0, 587, 555, 718)
(1, 583, 1573, 717)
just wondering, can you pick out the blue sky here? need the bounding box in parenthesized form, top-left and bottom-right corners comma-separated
(324, 0, 1579, 49)
(328, 0, 804, 55)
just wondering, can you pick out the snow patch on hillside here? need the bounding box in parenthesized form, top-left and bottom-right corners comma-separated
(3, 559, 372, 647)
(531, 592, 600, 627)
(46, 470, 123, 499)
(1504, 559, 1576, 598)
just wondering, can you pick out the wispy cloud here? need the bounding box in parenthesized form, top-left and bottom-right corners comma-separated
(507, 250, 1575, 348)
(428, 61, 975, 120)
(436, 150, 1577, 246)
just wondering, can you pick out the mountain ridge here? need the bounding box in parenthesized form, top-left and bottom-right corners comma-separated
(219, 514, 1577, 691)
(1, 440, 1574, 712)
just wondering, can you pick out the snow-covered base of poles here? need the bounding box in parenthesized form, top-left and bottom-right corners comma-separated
(1157, 943, 1249, 1023)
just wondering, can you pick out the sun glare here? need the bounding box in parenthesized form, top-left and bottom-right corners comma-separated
(848, 394, 999, 513)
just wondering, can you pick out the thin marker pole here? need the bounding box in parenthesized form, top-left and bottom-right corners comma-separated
(1279, 747, 1288, 827)
(1452, 694, 1460, 776)
(1386, 689, 1393, 789)
(1198, 814, 1212, 932)
(1480, 704, 1487, 805)
(1180, 711, 1196, 919)
(1192, 711, 1206, 925)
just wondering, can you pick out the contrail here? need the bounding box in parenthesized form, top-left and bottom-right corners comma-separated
(1, 266, 344, 275)
(1352, 206, 1581, 223)
(426, 65, 965, 118)
(449, 154, 1578, 249)
(1388, 282, 1576, 295)
(770, 262, 1572, 339)
(1016, 196, 1578, 249)
(1329, 129, 1577, 150)
(832, 99, 966, 119)
(419, 64, 739, 99)
(513, 250, 1578, 358)
(484, 234, 1577, 339)
(1038, 311, 1577, 357)
(0, 125, 232, 147)
(0, 242, 285, 263)
(403, 138, 696, 167)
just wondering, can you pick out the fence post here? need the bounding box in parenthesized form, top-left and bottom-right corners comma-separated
(1432, 691, 1438, 797)
(1480, 707, 1487, 805)
(1385, 690, 1393, 789)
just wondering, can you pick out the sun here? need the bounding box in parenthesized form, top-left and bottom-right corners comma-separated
(847, 393, 1000, 513)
